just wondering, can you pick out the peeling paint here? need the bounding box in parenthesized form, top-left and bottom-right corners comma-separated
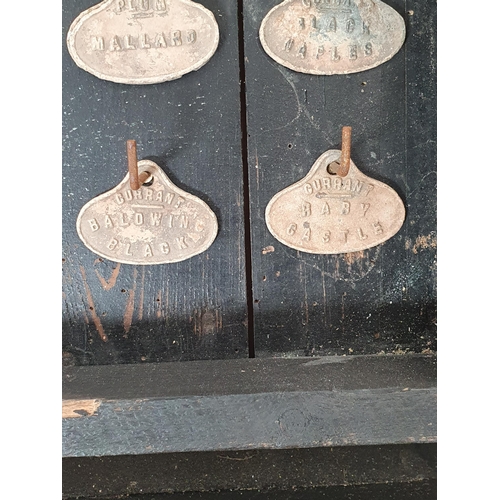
(62, 399, 101, 418)
(79, 266, 107, 342)
(124, 268, 138, 333)
(406, 234, 437, 254)
(94, 263, 121, 291)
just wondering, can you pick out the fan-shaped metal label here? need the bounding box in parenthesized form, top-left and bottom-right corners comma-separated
(77, 160, 218, 264)
(67, 0, 219, 84)
(259, 0, 405, 75)
(265, 150, 405, 253)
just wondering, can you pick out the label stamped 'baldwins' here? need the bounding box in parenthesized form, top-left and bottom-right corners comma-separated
(265, 150, 405, 254)
(77, 160, 218, 264)
(67, 0, 219, 84)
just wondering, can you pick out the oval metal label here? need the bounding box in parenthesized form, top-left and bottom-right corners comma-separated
(259, 0, 405, 75)
(265, 150, 405, 253)
(77, 160, 218, 264)
(67, 0, 219, 84)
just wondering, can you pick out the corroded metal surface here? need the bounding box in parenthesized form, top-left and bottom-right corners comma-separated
(259, 0, 405, 75)
(77, 160, 218, 264)
(67, 0, 219, 84)
(265, 150, 405, 253)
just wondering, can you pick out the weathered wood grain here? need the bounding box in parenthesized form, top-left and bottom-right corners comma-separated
(243, 0, 437, 357)
(62, 0, 248, 365)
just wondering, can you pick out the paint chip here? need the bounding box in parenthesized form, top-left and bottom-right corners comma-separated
(62, 399, 101, 419)
(262, 246, 275, 254)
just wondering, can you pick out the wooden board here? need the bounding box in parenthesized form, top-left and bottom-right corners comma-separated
(62, 0, 249, 365)
(243, 0, 437, 357)
(63, 445, 436, 499)
(62, 355, 436, 498)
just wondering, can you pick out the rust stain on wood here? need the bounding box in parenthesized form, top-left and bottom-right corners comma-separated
(62, 399, 101, 419)
(405, 234, 437, 254)
(124, 268, 138, 333)
(94, 263, 121, 290)
(343, 250, 366, 265)
(156, 290, 163, 318)
(79, 266, 108, 342)
(194, 309, 222, 337)
(138, 267, 145, 321)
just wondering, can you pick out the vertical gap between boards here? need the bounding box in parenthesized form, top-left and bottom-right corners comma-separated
(237, 0, 255, 358)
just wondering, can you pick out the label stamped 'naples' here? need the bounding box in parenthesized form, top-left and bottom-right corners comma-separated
(265, 150, 405, 253)
(77, 160, 218, 264)
(67, 0, 219, 84)
(260, 0, 405, 75)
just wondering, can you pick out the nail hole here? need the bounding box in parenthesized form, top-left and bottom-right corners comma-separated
(254, 299, 260, 304)
(262, 275, 267, 281)
(121, 289, 126, 293)
(288, 144, 293, 149)
(361, 81, 367, 86)
(141, 172, 154, 186)
(327, 161, 340, 175)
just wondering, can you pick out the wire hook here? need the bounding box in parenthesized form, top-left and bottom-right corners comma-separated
(337, 126, 351, 177)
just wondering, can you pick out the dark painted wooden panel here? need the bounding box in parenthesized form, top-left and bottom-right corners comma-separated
(62, 356, 436, 458)
(63, 354, 437, 399)
(243, 0, 437, 357)
(63, 444, 436, 499)
(62, 0, 248, 365)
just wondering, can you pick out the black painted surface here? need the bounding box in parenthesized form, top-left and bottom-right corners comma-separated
(62, 444, 436, 498)
(243, 0, 437, 357)
(63, 388, 436, 457)
(63, 354, 437, 399)
(62, 356, 436, 459)
(62, 0, 248, 365)
(62, 2, 437, 495)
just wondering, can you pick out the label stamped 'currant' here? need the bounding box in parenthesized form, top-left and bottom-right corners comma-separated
(260, 0, 405, 75)
(265, 150, 405, 253)
(77, 160, 218, 264)
(67, 0, 219, 84)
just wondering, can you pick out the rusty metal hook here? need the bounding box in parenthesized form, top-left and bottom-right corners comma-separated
(127, 140, 151, 190)
(337, 126, 352, 177)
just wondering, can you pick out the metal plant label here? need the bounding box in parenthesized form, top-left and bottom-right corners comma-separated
(77, 160, 218, 264)
(67, 0, 219, 84)
(260, 0, 405, 75)
(265, 150, 405, 253)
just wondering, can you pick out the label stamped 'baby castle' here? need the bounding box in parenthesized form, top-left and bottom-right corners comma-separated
(265, 149, 405, 254)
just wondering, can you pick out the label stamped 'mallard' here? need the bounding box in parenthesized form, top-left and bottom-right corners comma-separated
(67, 0, 219, 84)
(260, 0, 406, 75)
(77, 160, 218, 264)
(265, 150, 405, 254)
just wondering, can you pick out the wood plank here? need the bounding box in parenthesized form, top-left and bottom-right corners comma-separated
(62, 0, 248, 365)
(63, 444, 436, 498)
(242, 0, 437, 357)
(62, 355, 436, 458)
(63, 388, 436, 457)
(63, 354, 436, 399)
